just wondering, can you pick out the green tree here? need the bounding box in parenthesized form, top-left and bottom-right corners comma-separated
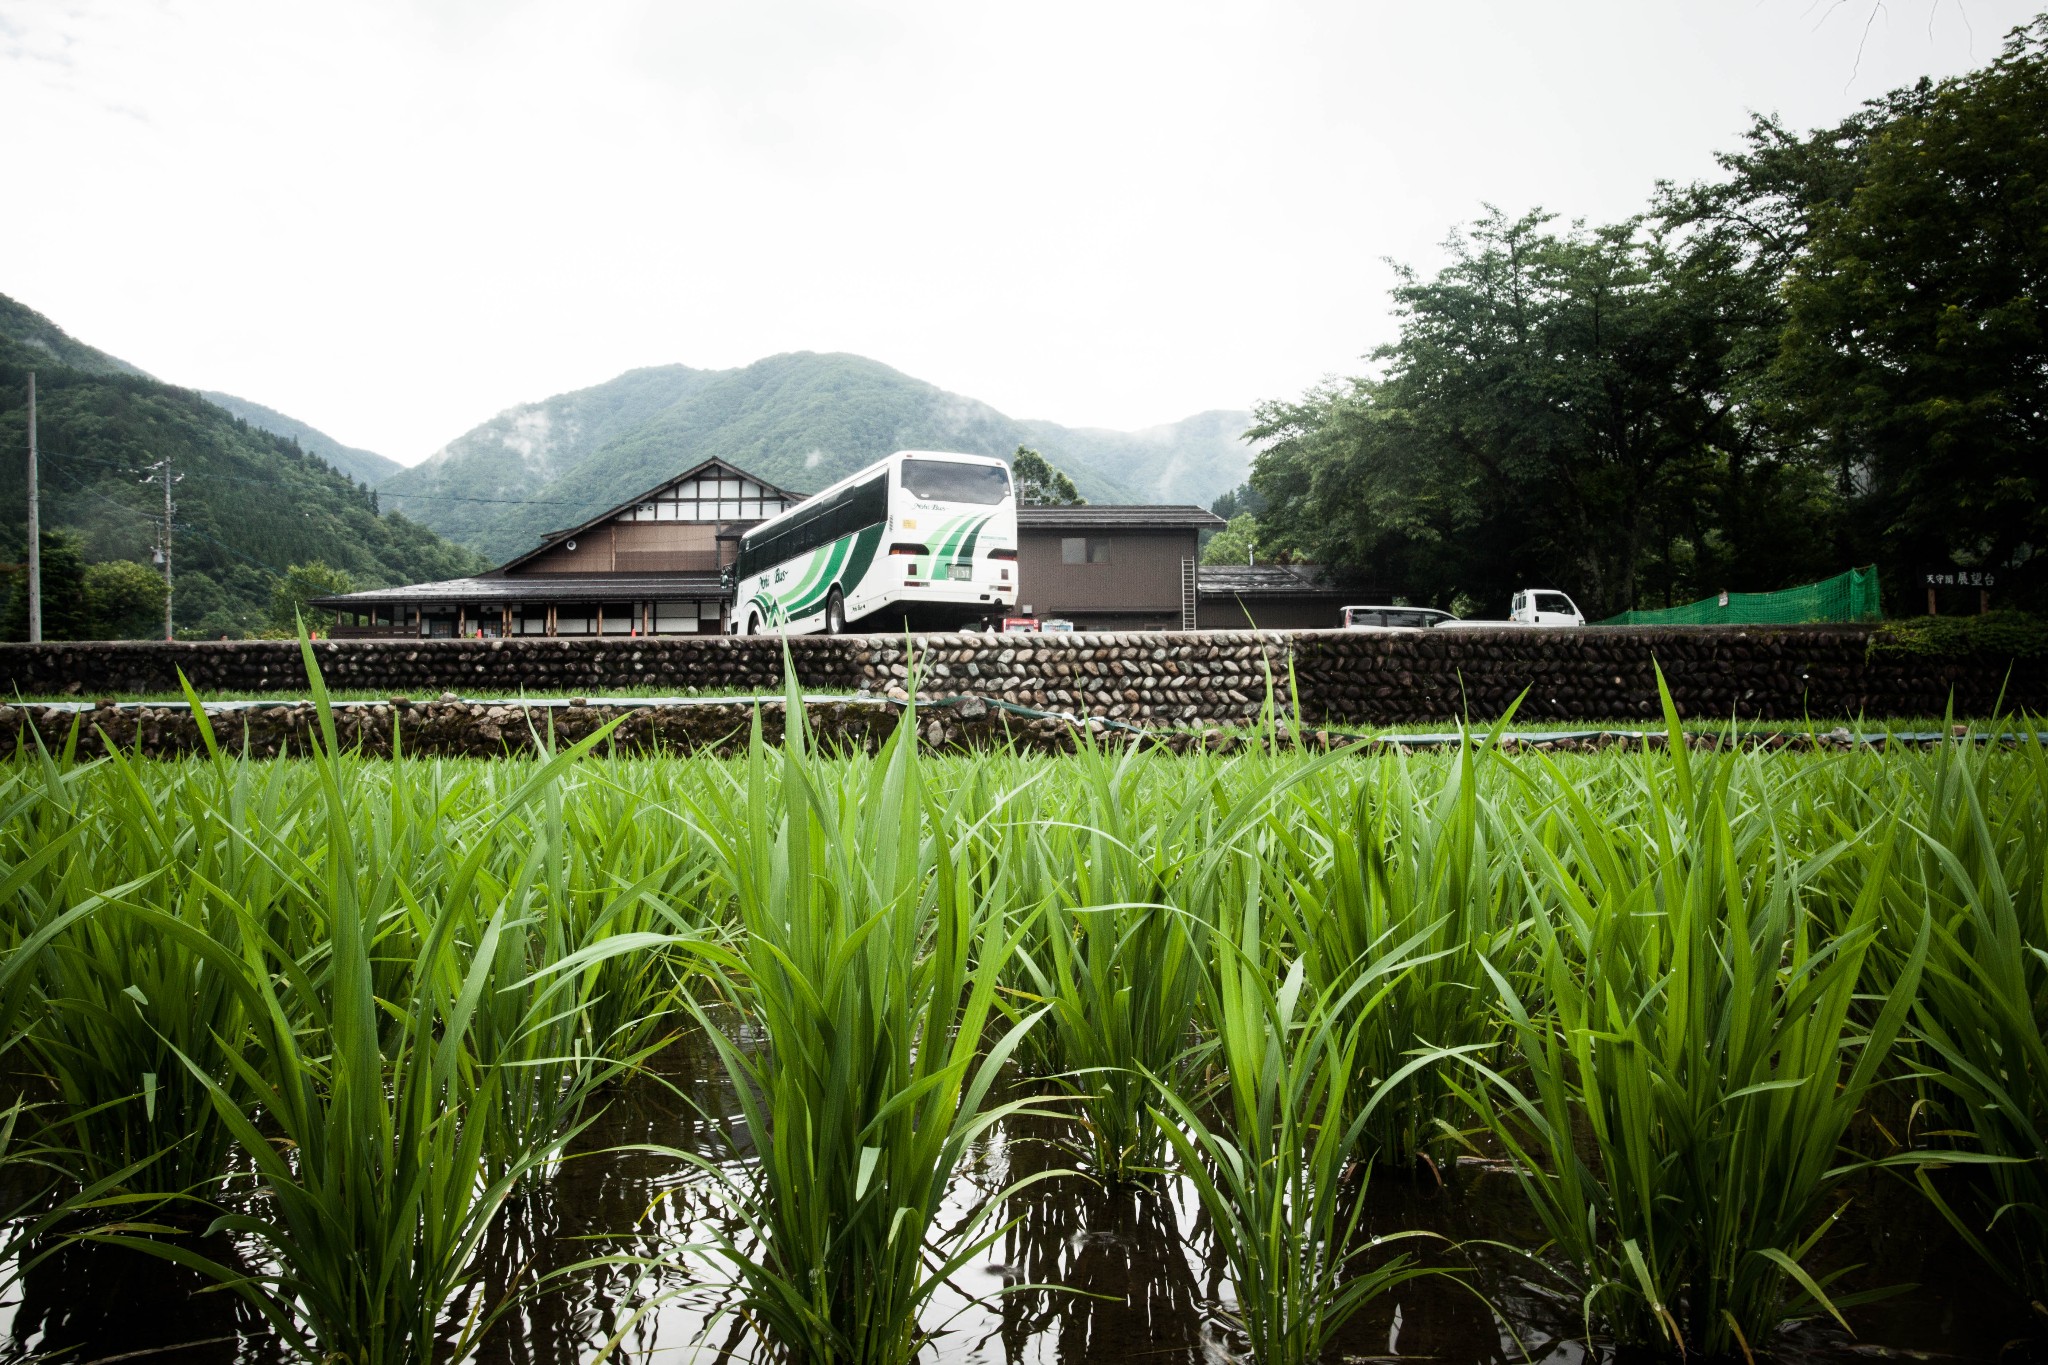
(1775, 19, 2048, 608)
(1, 529, 91, 640)
(1202, 513, 1261, 566)
(1010, 446, 1084, 506)
(84, 559, 168, 639)
(1251, 210, 1810, 618)
(269, 562, 356, 633)
(1209, 482, 1268, 522)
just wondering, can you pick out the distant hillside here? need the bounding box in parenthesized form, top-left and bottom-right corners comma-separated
(378, 365, 728, 551)
(0, 293, 487, 637)
(201, 391, 402, 485)
(0, 295, 149, 379)
(387, 352, 1253, 563)
(1016, 409, 1258, 506)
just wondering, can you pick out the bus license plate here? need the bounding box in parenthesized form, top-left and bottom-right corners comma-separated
(948, 563, 972, 581)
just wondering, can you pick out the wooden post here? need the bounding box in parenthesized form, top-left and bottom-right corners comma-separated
(1981, 587, 1992, 615)
(25, 372, 39, 643)
(1927, 587, 1938, 616)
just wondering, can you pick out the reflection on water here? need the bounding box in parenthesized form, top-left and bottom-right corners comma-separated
(3, 1021, 2037, 1365)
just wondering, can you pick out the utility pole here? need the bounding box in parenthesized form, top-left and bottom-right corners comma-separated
(143, 456, 180, 641)
(25, 372, 40, 643)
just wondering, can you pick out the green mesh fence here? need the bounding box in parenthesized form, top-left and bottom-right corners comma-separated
(1601, 566, 1883, 626)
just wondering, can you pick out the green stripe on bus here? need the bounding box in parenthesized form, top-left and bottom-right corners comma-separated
(841, 523, 884, 599)
(954, 515, 991, 562)
(784, 535, 854, 617)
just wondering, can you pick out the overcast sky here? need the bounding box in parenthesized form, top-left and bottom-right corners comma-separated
(2, 0, 2036, 465)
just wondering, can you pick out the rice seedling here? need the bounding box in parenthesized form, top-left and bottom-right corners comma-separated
(0, 856, 162, 1295)
(1887, 729, 2048, 1311)
(89, 640, 647, 1365)
(1267, 724, 1520, 1165)
(1441, 685, 1928, 1359)
(5, 741, 265, 1199)
(1149, 855, 1443, 1365)
(1003, 736, 1215, 1182)
(628, 690, 1061, 1365)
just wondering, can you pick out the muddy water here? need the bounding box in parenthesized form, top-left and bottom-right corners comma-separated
(4, 1025, 2036, 1365)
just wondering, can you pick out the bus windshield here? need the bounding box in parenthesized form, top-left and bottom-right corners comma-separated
(900, 458, 1010, 505)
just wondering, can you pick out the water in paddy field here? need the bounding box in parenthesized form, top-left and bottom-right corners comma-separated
(3, 1024, 2037, 1365)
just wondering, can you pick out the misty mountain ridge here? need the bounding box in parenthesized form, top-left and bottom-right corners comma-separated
(200, 391, 403, 486)
(383, 352, 1258, 562)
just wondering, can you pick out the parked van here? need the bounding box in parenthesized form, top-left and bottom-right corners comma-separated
(1437, 588, 1589, 629)
(1341, 605, 1456, 629)
(1510, 589, 1585, 626)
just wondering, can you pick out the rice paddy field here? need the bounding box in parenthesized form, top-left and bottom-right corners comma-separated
(1, 662, 2044, 1365)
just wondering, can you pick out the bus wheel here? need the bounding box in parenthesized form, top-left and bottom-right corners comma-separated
(745, 612, 761, 636)
(825, 588, 847, 635)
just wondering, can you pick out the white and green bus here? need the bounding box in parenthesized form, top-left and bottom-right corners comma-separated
(727, 450, 1018, 634)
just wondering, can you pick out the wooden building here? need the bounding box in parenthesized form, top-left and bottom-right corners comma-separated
(316, 459, 799, 637)
(1015, 504, 1226, 631)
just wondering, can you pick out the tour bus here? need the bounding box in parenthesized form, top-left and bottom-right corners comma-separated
(726, 450, 1018, 634)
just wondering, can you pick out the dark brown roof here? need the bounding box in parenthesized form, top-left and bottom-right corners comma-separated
(1197, 564, 1360, 597)
(493, 457, 807, 574)
(1018, 504, 1226, 531)
(312, 574, 726, 608)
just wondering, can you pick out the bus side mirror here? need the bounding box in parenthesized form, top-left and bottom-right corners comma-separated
(720, 566, 735, 592)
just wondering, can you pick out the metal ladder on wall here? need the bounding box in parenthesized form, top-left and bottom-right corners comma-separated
(1180, 558, 1198, 631)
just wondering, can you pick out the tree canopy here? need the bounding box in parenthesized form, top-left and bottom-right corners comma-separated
(270, 562, 357, 633)
(1249, 18, 2048, 616)
(1010, 447, 1085, 506)
(1202, 513, 1261, 566)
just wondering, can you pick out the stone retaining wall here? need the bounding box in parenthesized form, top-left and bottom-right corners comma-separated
(1, 626, 2038, 728)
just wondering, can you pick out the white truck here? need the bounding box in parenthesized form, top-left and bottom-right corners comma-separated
(1437, 588, 1587, 628)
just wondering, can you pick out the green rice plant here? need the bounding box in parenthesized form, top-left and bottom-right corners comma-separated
(1148, 861, 1441, 1365)
(1266, 726, 1520, 1165)
(1004, 736, 1214, 1181)
(633, 690, 1061, 1365)
(95, 638, 641, 1365)
(1891, 729, 2048, 1309)
(0, 706, 269, 1203)
(0, 865, 163, 1296)
(1442, 685, 1928, 1359)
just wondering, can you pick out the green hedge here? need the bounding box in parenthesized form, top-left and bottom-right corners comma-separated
(1867, 610, 2048, 661)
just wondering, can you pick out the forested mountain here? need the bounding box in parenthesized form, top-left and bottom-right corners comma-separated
(1016, 409, 1258, 506)
(0, 295, 148, 379)
(200, 391, 402, 485)
(1247, 19, 2048, 619)
(0, 295, 487, 637)
(384, 353, 1254, 562)
(376, 364, 731, 552)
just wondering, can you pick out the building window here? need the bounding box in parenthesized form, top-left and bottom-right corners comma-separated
(1061, 537, 1110, 565)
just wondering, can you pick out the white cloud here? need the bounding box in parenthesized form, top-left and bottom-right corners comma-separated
(0, 0, 2031, 463)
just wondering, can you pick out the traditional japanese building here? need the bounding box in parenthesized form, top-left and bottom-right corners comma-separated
(316, 458, 800, 637)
